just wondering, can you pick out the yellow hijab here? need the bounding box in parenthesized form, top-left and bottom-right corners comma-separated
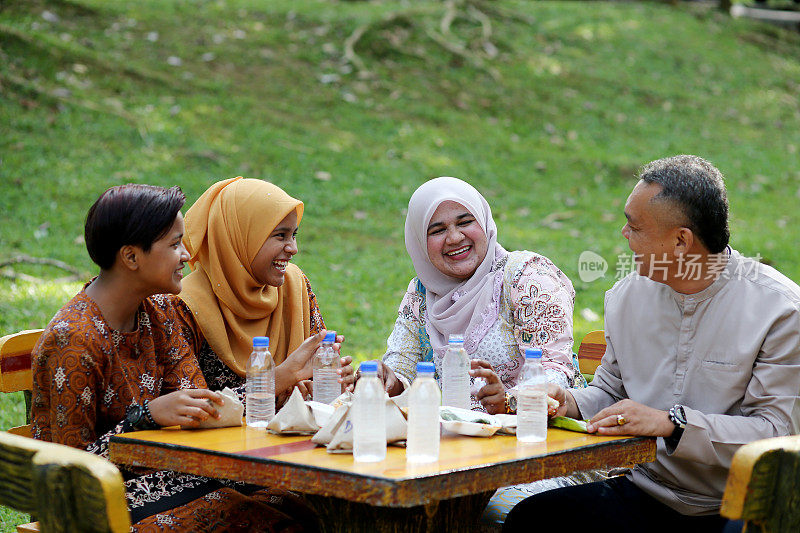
(179, 177, 311, 376)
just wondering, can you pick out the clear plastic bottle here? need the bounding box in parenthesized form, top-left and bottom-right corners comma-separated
(442, 334, 470, 410)
(312, 331, 340, 404)
(516, 348, 548, 443)
(407, 362, 441, 463)
(246, 336, 275, 428)
(353, 361, 386, 462)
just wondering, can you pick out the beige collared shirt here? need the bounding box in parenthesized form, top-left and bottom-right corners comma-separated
(573, 249, 800, 515)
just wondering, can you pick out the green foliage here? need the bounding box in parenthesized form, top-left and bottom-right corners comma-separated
(1, 1, 799, 527)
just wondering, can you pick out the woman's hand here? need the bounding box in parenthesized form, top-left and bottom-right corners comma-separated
(148, 389, 223, 427)
(294, 379, 313, 400)
(546, 383, 570, 418)
(338, 355, 355, 393)
(332, 333, 345, 356)
(353, 360, 404, 396)
(470, 359, 505, 414)
(279, 330, 327, 389)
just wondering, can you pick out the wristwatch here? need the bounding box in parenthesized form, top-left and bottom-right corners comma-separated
(125, 403, 159, 431)
(504, 393, 517, 414)
(668, 404, 687, 438)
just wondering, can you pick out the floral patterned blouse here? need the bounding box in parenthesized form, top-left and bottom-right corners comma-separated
(383, 251, 584, 407)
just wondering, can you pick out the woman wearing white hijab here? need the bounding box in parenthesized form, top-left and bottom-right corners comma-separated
(374, 177, 585, 412)
(368, 177, 593, 525)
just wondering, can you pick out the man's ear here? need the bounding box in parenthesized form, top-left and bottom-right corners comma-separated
(674, 227, 694, 256)
(118, 245, 140, 271)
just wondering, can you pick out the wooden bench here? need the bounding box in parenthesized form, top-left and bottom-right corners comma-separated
(0, 329, 43, 438)
(1, 329, 43, 531)
(0, 431, 130, 532)
(721, 435, 800, 532)
(577, 330, 605, 383)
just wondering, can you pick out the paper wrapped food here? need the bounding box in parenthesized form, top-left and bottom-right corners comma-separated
(311, 392, 408, 453)
(268, 388, 328, 435)
(183, 387, 243, 429)
(439, 406, 518, 436)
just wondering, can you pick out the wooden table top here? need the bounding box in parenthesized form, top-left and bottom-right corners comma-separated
(110, 426, 655, 507)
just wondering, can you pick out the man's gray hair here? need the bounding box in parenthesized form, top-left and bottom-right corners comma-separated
(639, 155, 729, 253)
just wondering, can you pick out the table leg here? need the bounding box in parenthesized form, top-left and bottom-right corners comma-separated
(304, 490, 497, 533)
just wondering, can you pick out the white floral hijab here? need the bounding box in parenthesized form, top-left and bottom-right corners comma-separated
(404, 177, 508, 355)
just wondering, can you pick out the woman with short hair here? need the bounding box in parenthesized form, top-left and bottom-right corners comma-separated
(32, 184, 320, 531)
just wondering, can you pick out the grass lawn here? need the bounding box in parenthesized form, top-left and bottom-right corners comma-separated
(1, 0, 799, 528)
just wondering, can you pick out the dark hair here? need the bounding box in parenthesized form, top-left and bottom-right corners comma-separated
(638, 155, 729, 253)
(84, 184, 186, 269)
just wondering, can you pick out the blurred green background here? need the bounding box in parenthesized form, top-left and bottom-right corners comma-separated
(2, 0, 799, 528)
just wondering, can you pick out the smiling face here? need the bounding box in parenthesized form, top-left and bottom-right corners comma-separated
(136, 212, 190, 295)
(426, 200, 488, 280)
(250, 209, 299, 286)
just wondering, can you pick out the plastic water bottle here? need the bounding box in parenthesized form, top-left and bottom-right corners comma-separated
(312, 331, 340, 404)
(407, 362, 441, 463)
(246, 336, 275, 428)
(442, 334, 470, 410)
(353, 361, 386, 462)
(517, 348, 548, 442)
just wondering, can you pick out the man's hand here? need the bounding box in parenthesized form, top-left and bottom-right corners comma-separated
(148, 389, 223, 427)
(586, 399, 674, 436)
(470, 359, 505, 414)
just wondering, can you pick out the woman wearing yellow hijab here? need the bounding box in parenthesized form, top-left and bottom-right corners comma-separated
(173, 177, 350, 398)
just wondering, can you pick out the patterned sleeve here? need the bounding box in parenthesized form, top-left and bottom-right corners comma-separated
(32, 321, 104, 449)
(507, 253, 575, 383)
(151, 295, 207, 393)
(303, 274, 326, 335)
(382, 280, 428, 388)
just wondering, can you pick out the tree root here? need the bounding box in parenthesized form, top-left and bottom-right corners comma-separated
(0, 70, 152, 144)
(0, 254, 88, 282)
(342, 0, 509, 80)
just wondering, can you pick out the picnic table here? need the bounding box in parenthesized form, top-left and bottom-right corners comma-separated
(109, 425, 655, 532)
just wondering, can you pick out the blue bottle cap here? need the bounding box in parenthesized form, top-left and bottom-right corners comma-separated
(253, 336, 270, 347)
(323, 331, 336, 343)
(417, 362, 435, 373)
(448, 334, 464, 344)
(360, 361, 378, 372)
(525, 348, 542, 359)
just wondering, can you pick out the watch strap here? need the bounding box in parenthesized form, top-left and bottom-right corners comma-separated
(126, 403, 159, 431)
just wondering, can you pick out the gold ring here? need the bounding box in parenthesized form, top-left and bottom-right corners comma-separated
(617, 414, 627, 426)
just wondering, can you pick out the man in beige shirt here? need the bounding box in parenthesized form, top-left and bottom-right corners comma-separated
(504, 155, 800, 533)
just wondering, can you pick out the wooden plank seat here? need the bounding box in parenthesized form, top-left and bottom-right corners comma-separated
(721, 435, 800, 533)
(0, 329, 43, 438)
(0, 431, 130, 532)
(577, 330, 605, 382)
(1, 329, 43, 531)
